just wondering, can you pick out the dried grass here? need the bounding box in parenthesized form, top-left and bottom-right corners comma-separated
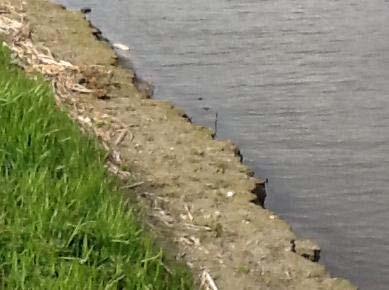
(0, 1, 130, 180)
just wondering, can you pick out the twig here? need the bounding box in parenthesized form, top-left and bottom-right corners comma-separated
(71, 84, 94, 93)
(114, 129, 128, 146)
(121, 181, 144, 190)
(183, 223, 212, 232)
(200, 270, 219, 290)
(184, 204, 194, 223)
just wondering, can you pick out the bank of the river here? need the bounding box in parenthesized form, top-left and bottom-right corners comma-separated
(0, 0, 356, 289)
(0, 35, 192, 290)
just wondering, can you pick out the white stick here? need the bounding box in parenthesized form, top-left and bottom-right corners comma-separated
(200, 270, 219, 290)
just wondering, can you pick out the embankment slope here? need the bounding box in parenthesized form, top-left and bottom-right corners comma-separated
(1, 0, 356, 289)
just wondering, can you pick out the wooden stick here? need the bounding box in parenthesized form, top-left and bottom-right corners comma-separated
(114, 129, 128, 146)
(200, 270, 219, 290)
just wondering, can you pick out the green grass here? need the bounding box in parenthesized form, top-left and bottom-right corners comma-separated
(0, 44, 193, 289)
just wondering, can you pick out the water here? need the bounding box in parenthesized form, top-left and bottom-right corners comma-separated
(57, 0, 389, 288)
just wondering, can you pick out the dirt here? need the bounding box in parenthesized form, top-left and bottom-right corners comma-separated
(1, 1, 356, 289)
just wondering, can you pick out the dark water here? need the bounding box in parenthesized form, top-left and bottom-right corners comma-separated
(57, 0, 389, 288)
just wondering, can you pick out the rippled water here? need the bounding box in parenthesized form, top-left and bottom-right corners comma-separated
(57, 0, 389, 288)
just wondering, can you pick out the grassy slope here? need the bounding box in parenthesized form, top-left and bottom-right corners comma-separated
(0, 45, 192, 289)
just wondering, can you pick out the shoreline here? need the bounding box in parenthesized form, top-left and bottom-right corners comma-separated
(0, 42, 193, 289)
(1, 0, 356, 289)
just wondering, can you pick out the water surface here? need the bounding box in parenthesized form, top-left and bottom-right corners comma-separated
(57, 0, 389, 288)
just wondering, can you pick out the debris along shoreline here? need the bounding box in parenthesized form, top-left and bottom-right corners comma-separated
(0, 1, 356, 289)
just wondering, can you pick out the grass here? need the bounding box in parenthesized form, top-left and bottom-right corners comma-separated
(0, 44, 193, 289)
